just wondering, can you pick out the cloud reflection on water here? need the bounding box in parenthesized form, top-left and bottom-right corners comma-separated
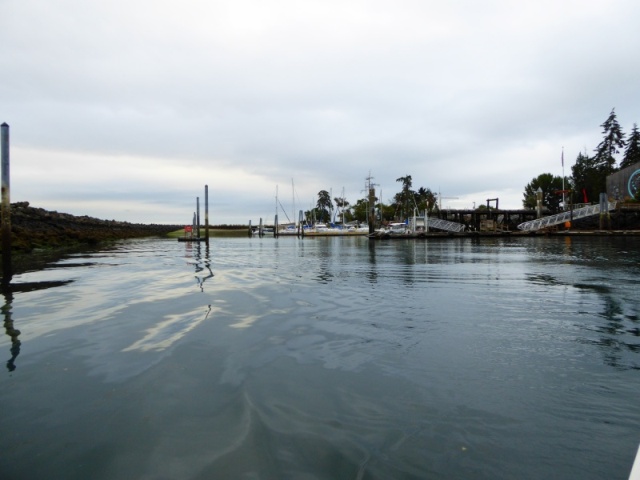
(122, 304, 214, 353)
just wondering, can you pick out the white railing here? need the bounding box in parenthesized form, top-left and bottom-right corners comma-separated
(426, 218, 466, 233)
(517, 202, 617, 231)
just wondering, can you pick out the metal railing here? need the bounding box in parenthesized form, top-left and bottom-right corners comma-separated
(426, 217, 466, 233)
(517, 202, 617, 231)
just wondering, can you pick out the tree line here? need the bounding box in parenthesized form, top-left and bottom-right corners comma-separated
(523, 108, 640, 214)
(304, 108, 640, 224)
(305, 175, 438, 225)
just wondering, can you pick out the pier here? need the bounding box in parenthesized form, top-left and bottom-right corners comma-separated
(245, 204, 640, 239)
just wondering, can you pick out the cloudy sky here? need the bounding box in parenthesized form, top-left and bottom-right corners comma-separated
(2, 0, 639, 225)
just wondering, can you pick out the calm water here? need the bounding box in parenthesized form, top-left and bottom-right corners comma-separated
(1, 235, 639, 479)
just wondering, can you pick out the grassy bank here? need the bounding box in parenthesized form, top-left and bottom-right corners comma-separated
(166, 228, 249, 238)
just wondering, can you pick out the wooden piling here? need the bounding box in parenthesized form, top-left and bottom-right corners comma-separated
(298, 210, 304, 237)
(204, 185, 209, 243)
(196, 197, 200, 239)
(1, 122, 11, 285)
(368, 184, 375, 234)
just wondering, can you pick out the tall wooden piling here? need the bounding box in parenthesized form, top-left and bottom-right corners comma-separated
(599, 193, 610, 230)
(1, 123, 11, 285)
(204, 185, 209, 243)
(368, 184, 375, 234)
(196, 197, 200, 239)
(298, 210, 304, 237)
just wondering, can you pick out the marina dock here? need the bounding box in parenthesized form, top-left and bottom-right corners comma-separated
(247, 204, 640, 239)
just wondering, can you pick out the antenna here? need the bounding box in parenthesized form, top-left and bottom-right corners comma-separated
(437, 187, 459, 210)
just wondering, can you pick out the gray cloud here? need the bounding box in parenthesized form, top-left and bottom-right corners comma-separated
(2, 0, 640, 224)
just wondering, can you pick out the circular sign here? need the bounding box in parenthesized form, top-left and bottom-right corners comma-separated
(628, 169, 640, 198)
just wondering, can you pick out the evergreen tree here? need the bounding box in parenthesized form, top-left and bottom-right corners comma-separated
(351, 195, 387, 223)
(620, 123, 640, 169)
(571, 151, 601, 203)
(351, 198, 369, 222)
(593, 108, 626, 173)
(316, 190, 332, 222)
(522, 173, 566, 213)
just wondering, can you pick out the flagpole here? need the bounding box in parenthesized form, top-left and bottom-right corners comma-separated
(561, 147, 565, 210)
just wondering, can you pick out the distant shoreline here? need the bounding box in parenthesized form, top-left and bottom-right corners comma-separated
(2, 201, 639, 253)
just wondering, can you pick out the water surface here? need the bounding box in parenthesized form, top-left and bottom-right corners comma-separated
(1, 236, 639, 479)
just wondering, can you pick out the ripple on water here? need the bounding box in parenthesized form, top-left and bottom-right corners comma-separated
(1, 236, 639, 480)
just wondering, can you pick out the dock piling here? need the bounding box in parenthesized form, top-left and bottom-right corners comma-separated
(205, 185, 209, 243)
(298, 210, 304, 237)
(196, 197, 200, 239)
(1, 122, 11, 285)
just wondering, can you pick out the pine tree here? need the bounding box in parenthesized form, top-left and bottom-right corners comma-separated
(594, 108, 626, 173)
(571, 151, 602, 203)
(620, 123, 640, 169)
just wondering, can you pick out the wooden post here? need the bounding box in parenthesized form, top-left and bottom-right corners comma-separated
(599, 193, 610, 230)
(196, 197, 200, 239)
(368, 185, 375, 234)
(298, 210, 304, 237)
(204, 185, 209, 243)
(1, 123, 11, 285)
(274, 214, 278, 237)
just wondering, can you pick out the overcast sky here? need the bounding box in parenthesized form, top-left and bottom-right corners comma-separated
(2, 0, 639, 225)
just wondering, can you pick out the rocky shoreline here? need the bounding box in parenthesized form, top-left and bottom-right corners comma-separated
(2, 202, 181, 252)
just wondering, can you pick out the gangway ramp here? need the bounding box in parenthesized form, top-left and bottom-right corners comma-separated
(517, 202, 617, 232)
(426, 217, 466, 233)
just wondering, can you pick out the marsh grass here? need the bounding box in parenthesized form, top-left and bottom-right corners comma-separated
(166, 228, 249, 238)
